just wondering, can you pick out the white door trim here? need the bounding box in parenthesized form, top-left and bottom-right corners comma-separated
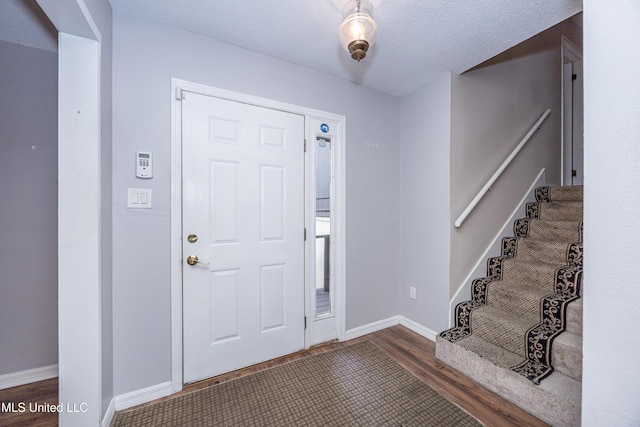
(170, 79, 346, 392)
(37, 0, 104, 425)
(305, 118, 343, 346)
(561, 35, 582, 186)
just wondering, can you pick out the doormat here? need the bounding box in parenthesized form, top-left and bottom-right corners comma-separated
(113, 341, 482, 426)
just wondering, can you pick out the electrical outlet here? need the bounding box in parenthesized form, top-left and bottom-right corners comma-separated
(410, 287, 417, 300)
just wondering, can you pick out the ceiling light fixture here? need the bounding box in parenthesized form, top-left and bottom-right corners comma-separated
(339, 0, 378, 62)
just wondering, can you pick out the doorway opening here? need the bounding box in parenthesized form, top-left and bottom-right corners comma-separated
(170, 80, 346, 390)
(0, 0, 59, 408)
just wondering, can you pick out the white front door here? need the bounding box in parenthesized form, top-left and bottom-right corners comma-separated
(181, 91, 305, 383)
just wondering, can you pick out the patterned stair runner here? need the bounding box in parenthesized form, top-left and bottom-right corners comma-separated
(440, 186, 583, 384)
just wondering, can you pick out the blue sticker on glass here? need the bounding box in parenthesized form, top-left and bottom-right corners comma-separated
(320, 123, 329, 133)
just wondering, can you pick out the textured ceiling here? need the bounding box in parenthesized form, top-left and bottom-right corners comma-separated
(108, 0, 582, 96)
(0, 0, 583, 96)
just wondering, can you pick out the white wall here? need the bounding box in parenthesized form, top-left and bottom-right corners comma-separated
(582, 1, 640, 425)
(112, 13, 401, 396)
(0, 40, 58, 375)
(449, 24, 571, 299)
(398, 73, 451, 332)
(82, 0, 114, 418)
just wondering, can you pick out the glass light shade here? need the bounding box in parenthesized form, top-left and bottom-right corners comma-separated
(339, 0, 378, 61)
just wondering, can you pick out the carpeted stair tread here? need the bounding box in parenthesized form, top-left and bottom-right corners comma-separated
(547, 185, 583, 201)
(514, 238, 576, 265)
(454, 334, 524, 369)
(469, 305, 538, 355)
(515, 218, 583, 242)
(485, 279, 553, 318)
(438, 185, 583, 425)
(552, 331, 583, 381)
(498, 259, 559, 290)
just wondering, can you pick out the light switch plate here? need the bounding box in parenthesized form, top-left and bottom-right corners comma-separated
(128, 188, 152, 209)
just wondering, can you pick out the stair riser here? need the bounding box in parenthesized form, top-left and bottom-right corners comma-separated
(552, 332, 582, 381)
(547, 186, 584, 202)
(527, 220, 582, 242)
(539, 203, 583, 222)
(566, 300, 583, 336)
(527, 201, 583, 222)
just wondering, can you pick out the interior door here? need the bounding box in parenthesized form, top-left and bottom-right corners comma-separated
(561, 37, 583, 186)
(562, 62, 574, 185)
(571, 60, 584, 185)
(181, 91, 305, 383)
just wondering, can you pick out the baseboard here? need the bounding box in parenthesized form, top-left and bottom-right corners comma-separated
(345, 315, 437, 342)
(102, 398, 116, 427)
(398, 316, 437, 341)
(114, 381, 173, 411)
(112, 319, 433, 414)
(0, 364, 58, 390)
(345, 316, 400, 341)
(449, 168, 547, 326)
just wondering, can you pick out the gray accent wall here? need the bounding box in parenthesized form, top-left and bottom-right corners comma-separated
(0, 40, 58, 374)
(449, 20, 581, 298)
(112, 12, 401, 396)
(398, 73, 452, 333)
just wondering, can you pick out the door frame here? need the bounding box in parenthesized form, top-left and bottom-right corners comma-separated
(561, 35, 583, 186)
(169, 79, 346, 392)
(36, 0, 105, 425)
(306, 118, 341, 346)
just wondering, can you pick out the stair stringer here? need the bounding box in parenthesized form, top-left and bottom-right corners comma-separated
(450, 168, 547, 324)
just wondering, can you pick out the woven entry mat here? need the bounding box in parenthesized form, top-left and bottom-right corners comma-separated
(113, 341, 482, 427)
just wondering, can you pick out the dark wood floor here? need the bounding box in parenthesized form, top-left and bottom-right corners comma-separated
(0, 377, 58, 427)
(0, 325, 548, 427)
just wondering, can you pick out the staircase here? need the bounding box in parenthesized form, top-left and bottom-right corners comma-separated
(437, 186, 583, 427)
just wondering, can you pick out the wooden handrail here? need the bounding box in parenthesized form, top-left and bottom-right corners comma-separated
(454, 109, 551, 228)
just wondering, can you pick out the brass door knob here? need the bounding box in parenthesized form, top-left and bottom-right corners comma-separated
(186, 255, 208, 266)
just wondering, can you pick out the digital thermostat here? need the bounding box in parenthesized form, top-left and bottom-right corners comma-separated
(136, 151, 153, 178)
